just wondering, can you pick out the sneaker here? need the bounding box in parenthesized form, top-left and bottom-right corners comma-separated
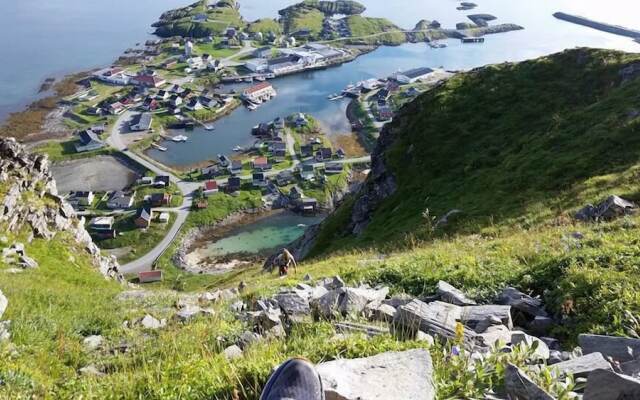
(259, 358, 325, 400)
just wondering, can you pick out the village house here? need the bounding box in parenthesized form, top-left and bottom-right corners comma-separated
(89, 216, 115, 231)
(75, 130, 105, 153)
(300, 144, 314, 158)
(229, 159, 243, 175)
(200, 96, 217, 108)
(169, 94, 183, 108)
(289, 186, 303, 201)
(276, 170, 295, 186)
(218, 154, 231, 167)
(138, 176, 154, 185)
(134, 207, 153, 228)
(158, 212, 170, 223)
(253, 46, 273, 58)
(67, 191, 95, 208)
(132, 70, 166, 88)
(300, 164, 316, 181)
(245, 58, 269, 73)
(393, 67, 434, 84)
(130, 113, 153, 131)
(203, 180, 219, 196)
(106, 191, 135, 209)
(186, 98, 203, 111)
(252, 156, 271, 171)
(142, 97, 159, 111)
(325, 162, 344, 175)
(226, 176, 242, 193)
(201, 164, 222, 178)
(153, 175, 170, 188)
(149, 192, 172, 207)
(267, 55, 304, 75)
(297, 197, 319, 214)
(92, 67, 131, 85)
(242, 82, 277, 103)
(315, 147, 332, 162)
(377, 106, 394, 122)
(272, 142, 287, 161)
(252, 172, 267, 188)
(107, 101, 126, 115)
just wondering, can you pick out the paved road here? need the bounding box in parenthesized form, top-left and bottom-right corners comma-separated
(106, 111, 199, 274)
(106, 110, 371, 274)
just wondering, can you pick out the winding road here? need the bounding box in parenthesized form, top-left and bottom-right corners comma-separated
(106, 108, 370, 274)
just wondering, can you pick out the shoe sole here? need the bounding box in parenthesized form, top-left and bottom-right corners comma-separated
(259, 357, 325, 400)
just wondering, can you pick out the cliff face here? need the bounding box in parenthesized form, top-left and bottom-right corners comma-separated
(0, 138, 121, 280)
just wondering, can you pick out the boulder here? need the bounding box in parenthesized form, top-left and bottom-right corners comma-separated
(255, 309, 283, 334)
(584, 369, 640, 400)
(365, 302, 396, 322)
(334, 322, 390, 337)
(415, 331, 435, 346)
(528, 316, 553, 336)
(551, 352, 612, 378)
(313, 289, 343, 319)
(436, 281, 476, 306)
(394, 300, 476, 346)
(310, 285, 329, 301)
(140, 314, 166, 330)
(237, 331, 262, 349)
(0, 289, 7, 319)
(474, 315, 504, 334)
(576, 195, 636, 221)
(0, 320, 11, 342)
(275, 291, 311, 319)
(323, 276, 345, 290)
(339, 288, 370, 316)
(461, 305, 513, 330)
(511, 331, 550, 360)
(175, 306, 203, 322)
(19, 255, 38, 269)
(621, 358, 640, 379)
(539, 337, 561, 351)
(83, 335, 104, 351)
(382, 295, 413, 308)
(504, 363, 554, 400)
(317, 349, 435, 400)
(497, 287, 547, 319)
(222, 344, 243, 360)
(79, 365, 105, 377)
(579, 334, 640, 362)
(476, 325, 512, 349)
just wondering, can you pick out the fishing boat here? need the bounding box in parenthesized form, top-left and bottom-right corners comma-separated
(171, 135, 188, 143)
(151, 143, 167, 152)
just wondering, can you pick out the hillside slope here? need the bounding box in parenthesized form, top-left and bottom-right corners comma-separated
(311, 48, 640, 252)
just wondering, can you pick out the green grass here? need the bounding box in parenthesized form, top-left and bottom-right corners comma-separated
(93, 213, 177, 264)
(154, 0, 246, 38)
(247, 18, 282, 35)
(34, 140, 115, 162)
(344, 16, 407, 45)
(281, 7, 325, 37)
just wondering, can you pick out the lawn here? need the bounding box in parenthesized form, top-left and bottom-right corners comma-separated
(34, 140, 115, 162)
(92, 212, 177, 264)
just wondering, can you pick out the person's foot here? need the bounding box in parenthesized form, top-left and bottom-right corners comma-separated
(260, 358, 325, 400)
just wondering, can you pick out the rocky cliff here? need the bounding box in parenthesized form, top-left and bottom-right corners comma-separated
(0, 138, 121, 280)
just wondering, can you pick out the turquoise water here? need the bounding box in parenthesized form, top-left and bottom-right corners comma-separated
(198, 213, 323, 257)
(148, 0, 640, 167)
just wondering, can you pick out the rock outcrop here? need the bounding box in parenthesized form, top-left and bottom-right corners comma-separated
(0, 138, 121, 280)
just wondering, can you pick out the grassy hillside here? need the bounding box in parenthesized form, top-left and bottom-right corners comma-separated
(316, 48, 640, 249)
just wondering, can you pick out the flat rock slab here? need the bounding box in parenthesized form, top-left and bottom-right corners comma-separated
(584, 369, 640, 400)
(579, 334, 640, 362)
(551, 352, 612, 378)
(437, 280, 476, 306)
(504, 363, 554, 400)
(317, 349, 435, 400)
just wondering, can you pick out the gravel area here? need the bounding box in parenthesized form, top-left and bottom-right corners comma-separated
(52, 155, 141, 193)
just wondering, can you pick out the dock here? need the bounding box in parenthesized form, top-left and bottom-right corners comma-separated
(461, 37, 485, 43)
(553, 12, 640, 40)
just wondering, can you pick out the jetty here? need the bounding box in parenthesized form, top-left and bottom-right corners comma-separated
(553, 12, 640, 39)
(461, 37, 485, 43)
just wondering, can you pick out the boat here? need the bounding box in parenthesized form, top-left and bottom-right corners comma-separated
(247, 103, 258, 111)
(255, 76, 266, 82)
(244, 77, 253, 83)
(151, 143, 167, 152)
(171, 135, 188, 142)
(327, 93, 343, 101)
(233, 146, 245, 152)
(203, 124, 215, 131)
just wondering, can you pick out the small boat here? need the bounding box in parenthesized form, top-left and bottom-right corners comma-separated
(297, 224, 307, 228)
(171, 135, 188, 142)
(247, 103, 258, 111)
(203, 124, 215, 131)
(233, 146, 245, 152)
(151, 143, 167, 152)
(244, 77, 253, 83)
(327, 93, 343, 101)
(255, 76, 266, 82)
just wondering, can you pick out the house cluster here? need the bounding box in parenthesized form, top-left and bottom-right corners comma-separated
(84, 175, 173, 238)
(74, 124, 107, 153)
(149, 84, 232, 116)
(244, 43, 346, 76)
(321, 17, 351, 39)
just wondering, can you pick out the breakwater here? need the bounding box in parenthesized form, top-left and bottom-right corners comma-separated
(553, 12, 640, 39)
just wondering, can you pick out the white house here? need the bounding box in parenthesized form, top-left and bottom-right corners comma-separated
(393, 67, 434, 84)
(241, 82, 277, 103)
(245, 58, 268, 73)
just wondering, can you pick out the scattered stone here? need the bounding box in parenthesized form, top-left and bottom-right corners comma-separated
(79, 365, 105, 377)
(394, 300, 475, 346)
(316, 349, 435, 400)
(551, 352, 612, 378)
(83, 335, 104, 351)
(539, 337, 561, 351)
(0, 320, 11, 342)
(313, 289, 343, 319)
(309, 285, 329, 301)
(579, 334, 640, 362)
(0, 289, 7, 319)
(461, 305, 513, 330)
(528, 316, 553, 336)
(274, 291, 310, 319)
(382, 295, 414, 308)
(365, 302, 396, 322)
(229, 300, 245, 313)
(222, 344, 243, 360)
(474, 315, 504, 334)
(504, 363, 554, 400)
(584, 369, 640, 400)
(323, 276, 345, 290)
(140, 314, 166, 330)
(334, 322, 390, 337)
(436, 280, 476, 306)
(620, 358, 640, 378)
(236, 331, 262, 349)
(18, 255, 38, 269)
(511, 331, 550, 360)
(576, 195, 636, 221)
(548, 350, 564, 365)
(497, 287, 547, 320)
(303, 273, 312, 281)
(476, 325, 512, 349)
(339, 288, 371, 316)
(175, 306, 203, 322)
(415, 330, 435, 346)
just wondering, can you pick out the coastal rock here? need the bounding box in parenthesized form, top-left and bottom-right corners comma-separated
(579, 334, 640, 362)
(437, 280, 476, 306)
(504, 364, 554, 400)
(316, 349, 435, 400)
(584, 369, 640, 400)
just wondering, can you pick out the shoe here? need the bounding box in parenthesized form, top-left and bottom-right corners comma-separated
(259, 358, 325, 400)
